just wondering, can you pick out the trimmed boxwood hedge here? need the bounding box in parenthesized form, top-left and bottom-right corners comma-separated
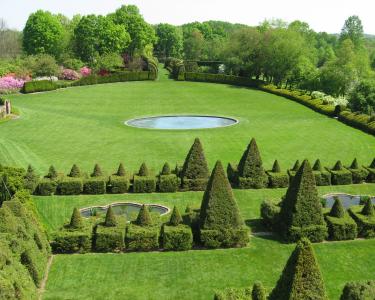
(158, 174, 179, 193)
(181, 177, 208, 191)
(267, 172, 289, 188)
(313, 170, 332, 186)
(340, 280, 375, 300)
(94, 221, 126, 253)
(57, 177, 83, 195)
(339, 110, 375, 136)
(200, 227, 249, 248)
(348, 206, 375, 238)
(347, 167, 369, 184)
(260, 200, 281, 230)
(107, 175, 129, 194)
(83, 178, 107, 194)
(125, 224, 159, 251)
(185, 72, 260, 87)
(161, 224, 193, 251)
(329, 169, 353, 185)
(325, 214, 357, 241)
(22, 80, 58, 94)
(36, 178, 57, 196)
(133, 175, 156, 193)
(52, 223, 92, 253)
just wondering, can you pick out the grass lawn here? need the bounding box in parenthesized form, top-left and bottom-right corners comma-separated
(1, 68, 374, 175)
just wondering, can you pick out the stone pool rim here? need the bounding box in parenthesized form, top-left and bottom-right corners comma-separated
(124, 114, 239, 130)
(322, 192, 374, 199)
(79, 202, 171, 218)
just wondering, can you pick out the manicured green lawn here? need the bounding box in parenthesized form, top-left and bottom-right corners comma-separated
(1, 68, 374, 175)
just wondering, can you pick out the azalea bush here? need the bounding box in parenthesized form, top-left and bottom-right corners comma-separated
(59, 69, 80, 81)
(80, 67, 92, 77)
(0, 76, 25, 93)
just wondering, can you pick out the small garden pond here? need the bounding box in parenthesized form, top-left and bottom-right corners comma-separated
(322, 193, 375, 208)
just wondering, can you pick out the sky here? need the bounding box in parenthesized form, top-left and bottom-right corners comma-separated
(1, 0, 374, 34)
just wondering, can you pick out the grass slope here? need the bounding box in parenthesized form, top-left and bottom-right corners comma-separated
(1, 68, 374, 174)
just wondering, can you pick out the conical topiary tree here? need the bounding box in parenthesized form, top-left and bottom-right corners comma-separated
(161, 162, 171, 175)
(136, 204, 153, 226)
(169, 206, 182, 226)
(116, 163, 126, 176)
(292, 160, 300, 172)
(279, 160, 326, 241)
(252, 281, 266, 300)
(91, 164, 103, 177)
(313, 159, 323, 172)
(104, 205, 117, 227)
(350, 158, 359, 169)
(333, 160, 343, 171)
(269, 238, 328, 300)
(329, 197, 345, 218)
(46, 165, 58, 180)
(24, 165, 39, 192)
(181, 138, 209, 179)
(272, 160, 281, 173)
(70, 207, 83, 229)
(69, 164, 81, 177)
(138, 162, 149, 176)
(361, 198, 374, 216)
(238, 138, 267, 178)
(200, 160, 243, 230)
(370, 158, 375, 169)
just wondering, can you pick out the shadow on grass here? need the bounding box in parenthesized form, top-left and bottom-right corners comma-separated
(245, 218, 286, 243)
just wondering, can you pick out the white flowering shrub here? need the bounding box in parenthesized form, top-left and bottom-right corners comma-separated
(311, 91, 325, 99)
(311, 91, 348, 106)
(33, 76, 58, 82)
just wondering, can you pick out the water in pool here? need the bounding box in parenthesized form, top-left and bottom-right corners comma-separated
(125, 115, 238, 130)
(323, 193, 375, 208)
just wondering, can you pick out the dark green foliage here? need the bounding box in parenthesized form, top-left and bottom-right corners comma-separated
(161, 162, 171, 175)
(214, 287, 252, 300)
(185, 72, 259, 88)
(181, 177, 208, 191)
(226, 163, 238, 185)
(94, 222, 125, 253)
(325, 213, 357, 241)
(91, 164, 103, 177)
(338, 110, 375, 136)
(348, 206, 375, 238)
(70, 208, 83, 229)
(138, 162, 149, 176)
(237, 138, 268, 188)
(340, 281, 375, 300)
(269, 238, 328, 300)
(267, 172, 289, 188)
(279, 160, 327, 242)
(68, 164, 81, 178)
(104, 206, 117, 227)
(260, 200, 281, 230)
(200, 227, 249, 249)
(333, 160, 343, 171)
(361, 198, 374, 216)
(108, 175, 129, 194)
(116, 163, 126, 176)
(136, 205, 153, 226)
(252, 281, 266, 300)
(162, 224, 193, 251)
(313, 170, 332, 186)
(20, 250, 40, 285)
(52, 226, 92, 254)
(125, 225, 159, 251)
(57, 177, 83, 195)
(347, 159, 369, 184)
(272, 160, 281, 173)
(36, 178, 57, 195)
(71, 72, 151, 86)
(23, 165, 39, 193)
(182, 138, 209, 180)
(313, 159, 323, 171)
(330, 197, 345, 218)
(158, 174, 179, 193)
(83, 178, 106, 194)
(133, 175, 156, 193)
(292, 160, 300, 171)
(350, 158, 359, 169)
(330, 166, 353, 185)
(370, 158, 375, 169)
(46, 165, 58, 180)
(22, 80, 58, 94)
(169, 206, 182, 226)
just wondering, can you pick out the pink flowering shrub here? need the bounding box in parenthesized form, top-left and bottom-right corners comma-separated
(60, 68, 80, 81)
(80, 66, 92, 77)
(0, 76, 25, 93)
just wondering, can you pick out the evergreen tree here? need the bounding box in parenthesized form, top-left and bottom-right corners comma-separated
(24, 165, 39, 192)
(292, 160, 300, 172)
(280, 160, 325, 229)
(161, 162, 171, 175)
(199, 161, 243, 230)
(169, 206, 182, 226)
(361, 198, 374, 216)
(252, 281, 266, 300)
(181, 138, 209, 179)
(136, 204, 153, 226)
(269, 238, 328, 300)
(69, 164, 81, 178)
(116, 163, 126, 176)
(104, 205, 117, 227)
(350, 158, 359, 169)
(329, 197, 345, 218)
(91, 164, 103, 177)
(333, 160, 343, 171)
(313, 159, 323, 171)
(46, 165, 58, 180)
(237, 138, 267, 178)
(70, 207, 83, 229)
(272, 160, 281, 173)
(138, 162, 149, 176)
(370, 158, 375, 169)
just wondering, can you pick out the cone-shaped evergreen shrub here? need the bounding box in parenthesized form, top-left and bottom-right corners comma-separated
(330, 197, 345, 218)
(138, 162, 149, 176)
(104, 205, 117, 227)
(280, 160, 326, 240)
(181, 138, 209, 179)
(70, 207, 83, 229)
(313, 159, 323, 171)
(136, 205, 153, 226)
(200, 161, 243, 230)
(370, 158, 375, 168)
(116, 163, 126, 176)
(69, 164, 81, 178)
(238, 138, 266, 178)
(292, 160, 300, 171)
(269, 238, 328, 300)
(46, 165, 58, 180)
(91, 164, 103, 177)
(350, 158, 359, 169)
(161, 162, 171, 175)
(333, 160, 343, 171)
(361, 198, 374, 216)
(169, 206, 182, 226)
(272, 160, 281, 173)
(252, 281, 266, 300)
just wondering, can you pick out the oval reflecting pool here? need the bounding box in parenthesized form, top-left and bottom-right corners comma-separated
(125, 115, 238, 130)
(322, 193, 375, 208)
(80, 202, 170, 218)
